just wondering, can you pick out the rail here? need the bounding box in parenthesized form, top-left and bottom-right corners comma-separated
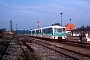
(29, 37, 90, 60)
(16, 37, 28, 60)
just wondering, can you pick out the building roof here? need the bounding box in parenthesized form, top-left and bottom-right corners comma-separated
(65, 23, 76, 31)
(71, 27, 90, 31)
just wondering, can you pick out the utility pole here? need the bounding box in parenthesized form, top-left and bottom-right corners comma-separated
(16, 23, 17, 31)
(10, 20, 13, 32)
(70, 19, 71, 30)
(60, 12, 63, 26)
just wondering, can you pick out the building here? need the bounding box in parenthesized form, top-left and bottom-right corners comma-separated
(65, 23, 76, 34)
(70, 27, 90, 42)
(65, 23, 76, 31)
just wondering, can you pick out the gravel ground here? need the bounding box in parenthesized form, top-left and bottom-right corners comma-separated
(2, 39, 25, 60)
(0, 39, 11, 60)
(28, 42, 72, 60)
(2, 39, 41, 60)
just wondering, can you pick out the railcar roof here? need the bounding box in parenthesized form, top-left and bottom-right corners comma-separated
(29, 26, 66, 31)
(30, 28, 43, 31)
(42, 26, 66, 29)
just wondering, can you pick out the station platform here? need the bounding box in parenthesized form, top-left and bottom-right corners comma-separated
(67, 36, 90, 43)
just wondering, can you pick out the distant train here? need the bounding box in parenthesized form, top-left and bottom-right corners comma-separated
(29, 25, 67, 39)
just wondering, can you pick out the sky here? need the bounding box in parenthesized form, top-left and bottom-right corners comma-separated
(0, 0, 90, 30)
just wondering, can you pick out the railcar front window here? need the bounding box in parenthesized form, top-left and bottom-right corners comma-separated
(57, 29, 62, 32)
(54, 28, 62, 32)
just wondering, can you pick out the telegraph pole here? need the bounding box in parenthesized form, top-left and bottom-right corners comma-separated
(10, 20, 13, 32)
(70, 19, 71, 37)
(37, 21, 40, 29)
(38, 21, 41, 29)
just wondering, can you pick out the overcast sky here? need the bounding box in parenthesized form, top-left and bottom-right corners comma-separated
(0, 0, 90, 30)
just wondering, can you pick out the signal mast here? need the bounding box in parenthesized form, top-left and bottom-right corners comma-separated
(37, 21, 40, 29)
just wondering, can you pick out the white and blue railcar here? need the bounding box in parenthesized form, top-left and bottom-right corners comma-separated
(42, 26, 66, 39)
(29, 30, 32, 36)
(29, 25, 66, 39)
(31, 29, 36, 36)
(36, 28, 43, 37)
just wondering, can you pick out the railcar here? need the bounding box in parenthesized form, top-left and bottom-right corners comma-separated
(29, 30, 32, 36)
(42, 26, 66, 39)
(32, 29, 37, 36)
(36, 28, 43, 37)
(29, 25, 66, 39)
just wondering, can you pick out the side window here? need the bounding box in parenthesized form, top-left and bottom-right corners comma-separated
(40, 29, 41, 33)
(42, 29, 44, 33)
(46, 28, 52, 33)
(29, 31, 31, 34)
(36, 30, 39, 34)
(42, 28, 52, 33)
(49, 28, 52, 33)
(32, 31, 35, 34)
(63, 28, 65, 31)
(44, 28, 47, 33)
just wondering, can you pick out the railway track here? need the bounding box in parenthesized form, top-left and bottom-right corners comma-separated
(18, 36, 73, 60)
(17, 38, 29, 60)
(27, 37, 90, 60)
(30, 36, 90, 49)
(25, 39, 72, 59)
(60, 40, 90, 49)
(18, 35, 90, 60)
(3, 38, 30, 60)
(17, 37, 41, 60)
